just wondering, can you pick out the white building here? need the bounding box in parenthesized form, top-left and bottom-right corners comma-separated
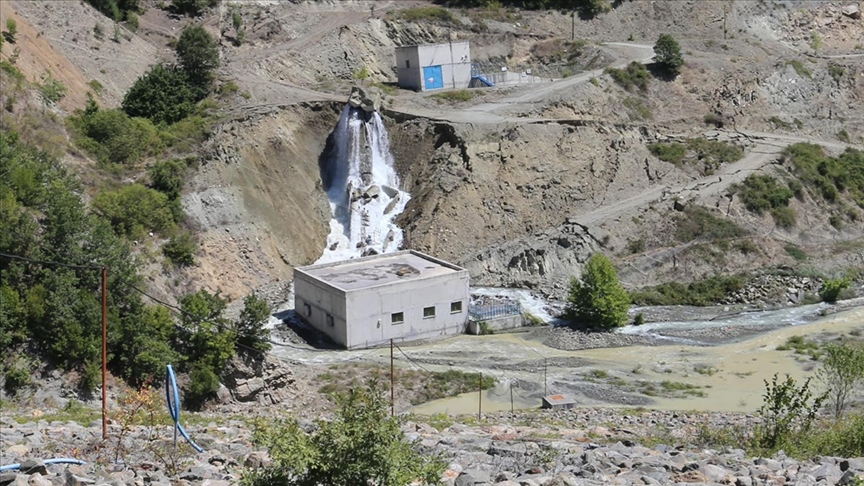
(294, 250, 470, 349)
(395, 41, 471, 92)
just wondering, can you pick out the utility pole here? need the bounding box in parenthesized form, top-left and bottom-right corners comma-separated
(571, 11, 575, 41)
(478, 373, 482, 421)
(390, 339, 395, 417)
(101, 266, 108, 440)
(448, 28, 457, 89)
(544, 358, 548, 397)
(509, 383, 514, 413)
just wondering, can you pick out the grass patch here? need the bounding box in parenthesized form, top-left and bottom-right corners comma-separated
(630, 274, 747, 306)
(605, 61, 651, 91)
(649, 138, 742, 175)
(431, 89, 481, 103)
(730, 174, 796, 227)
(674, 205, 749, 243)
(783, 143, 864, 210)
(530, 38, 587, 66)
(622, 97, 651, 121)
(693, 365, 717, 376)
(776, 335, 822, 360)
(784, 243, 808, 261)
(787, 60, 812, 78)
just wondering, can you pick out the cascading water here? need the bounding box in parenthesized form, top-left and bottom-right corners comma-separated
(316, 105, 410, 264)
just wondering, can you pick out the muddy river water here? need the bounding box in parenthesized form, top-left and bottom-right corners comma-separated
(271, 302, 864, 416)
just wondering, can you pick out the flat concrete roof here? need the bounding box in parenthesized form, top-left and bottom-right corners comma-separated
(296, 250, 466, 292)
(395, 41, 470, 50)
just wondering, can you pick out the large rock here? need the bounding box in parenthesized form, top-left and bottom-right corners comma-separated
(348, 86, 382, 113)
(841, 4, 860, 19)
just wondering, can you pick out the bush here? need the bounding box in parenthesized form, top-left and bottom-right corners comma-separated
(67, 108, 162, 165)
(184, 362, 220, 410)
(674, 206, 748, 243)
(648, 143, 686, 164)
(4, 18, 17, 43)
(93, 184, 176, 238)
(704, 113, 724, 128)
(633, 313, 645, 326)
(653, 34, 684, 76)
(397, 6, 461, 24)
(162, 230, 197, 266)
(478, 320, 494, 335)
(148, 158, 192, 200)
(244, 385, 445, 486)
(38, 71, 67, 104)
(122, 64, 205, 124)
(630, 274, 746, 306)
(754, 374, 825, 452)
(732, 174, 795, 226)
(820, 277, 851, 303)
(784, 243, 808, 261)
(566, 253, 630, 329)
(817, 342, 864, 418)
(605, 61, 651, 91)
(784, 143, 864, 209)
(171, 0, 217, 16)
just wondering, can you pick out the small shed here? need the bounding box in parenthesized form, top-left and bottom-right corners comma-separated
(541, 394, 577, 410)
(395, 41, 471, 92)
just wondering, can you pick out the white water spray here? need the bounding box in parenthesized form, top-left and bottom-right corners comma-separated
(316, 105, 410, 264)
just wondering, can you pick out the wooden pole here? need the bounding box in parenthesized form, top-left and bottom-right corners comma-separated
(544, 358, 548, 397)
(571, 11, 575, 41)
(101, 265, 108, 440)
(390, 339, 395, 417)
(510, 383, 514, 413)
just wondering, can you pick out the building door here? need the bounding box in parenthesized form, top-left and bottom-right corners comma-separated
(423, 65, 444, 90)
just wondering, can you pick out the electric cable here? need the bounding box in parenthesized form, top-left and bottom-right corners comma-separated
(0, 251, 103, 270)
(392, 343, 431, 373)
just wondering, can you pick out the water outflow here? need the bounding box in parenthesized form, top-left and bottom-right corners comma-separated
(317, 105, 410, 264)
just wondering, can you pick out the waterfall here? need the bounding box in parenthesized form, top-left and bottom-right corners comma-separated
(316, 105, 410, 264)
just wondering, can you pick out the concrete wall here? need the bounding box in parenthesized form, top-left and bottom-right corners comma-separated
(397, 42, 471, 91)
(294, 271, 348, 347)
(344, 270, 470, 349)
(395, 46, 421, 91)
(466, 314, 525, 335)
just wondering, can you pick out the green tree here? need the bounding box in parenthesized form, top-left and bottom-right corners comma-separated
(92, 184, 176, 239)
(237, 293, 271, 353)
(122, 64, 204, 124)
(162, 230, 197, 267)
(653, 33, 684, 76)
(820, 277, 851, 303)
(175, 24, 219, 87)
(245, 385, 445, 486)
(817, 342, 864, 418)
(147, 158, 189, 200)
(113, 305, 179, 386)
(180, 289, 235, 372)
(755, 373, 826, 451)
(565, 253, 630, 329)
(170, 0, 218, 16)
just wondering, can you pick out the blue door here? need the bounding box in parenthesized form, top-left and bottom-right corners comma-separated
(423, 65, 444, 90)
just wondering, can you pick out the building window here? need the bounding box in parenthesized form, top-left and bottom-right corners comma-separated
(450, 301, 463, 314)
(304, 303, 311, 317)
(391, 312, 404, 325)
(423, 306, 436, 319)
(405, 60, 410, 68)
(326, 314, 334, 327)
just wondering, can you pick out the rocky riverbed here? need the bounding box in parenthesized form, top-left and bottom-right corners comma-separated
(2, 408, 863, 486)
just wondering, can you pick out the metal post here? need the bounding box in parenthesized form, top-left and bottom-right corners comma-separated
(101, 265, 108, 440)
(571, 11, 575, 41)
(544, 358, 548, 397)
(390, 339, 395, 417)
(510, 383, 514, 413)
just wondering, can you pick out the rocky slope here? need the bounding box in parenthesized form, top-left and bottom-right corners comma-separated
(2, 408, 863, 486)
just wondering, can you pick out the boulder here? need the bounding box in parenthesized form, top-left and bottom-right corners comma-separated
(347, 86, 382, 113)
(455, 469, 491, 486)
(841, 4, 860, 19)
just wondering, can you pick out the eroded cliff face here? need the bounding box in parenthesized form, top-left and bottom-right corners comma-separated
(179, 103, 340, 300)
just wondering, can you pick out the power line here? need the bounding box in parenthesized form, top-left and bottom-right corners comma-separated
(393, 342, 430, 373)
(0, 251, 103, 270)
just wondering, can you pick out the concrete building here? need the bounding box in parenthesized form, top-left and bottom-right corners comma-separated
(294, 250, 470, 349)
(395, 41, 471, 91)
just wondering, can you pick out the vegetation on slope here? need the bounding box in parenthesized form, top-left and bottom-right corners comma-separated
(565, 253, 630, 329)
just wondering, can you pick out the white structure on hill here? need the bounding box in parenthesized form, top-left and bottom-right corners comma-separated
(395, 41, 471, 91)
(294, 250, 470, 349)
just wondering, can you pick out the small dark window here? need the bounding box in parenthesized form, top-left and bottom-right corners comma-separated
(423, 306, 436, 319)
(304, 303, 311, 317)
(405, 59, 410, 69)
(326, 314, 334, 327)
(391, 312, 404, 324)
(450, 301, 462, 314)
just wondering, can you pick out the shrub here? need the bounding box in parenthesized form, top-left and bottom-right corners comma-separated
(431, 89, 478, 103)
(162, 230, 197, 266)
(732, 174, 795, 226)
(5, 18, 17, 43)
(245, 385, 445, 486)
(605, 61, 651, 91)
(566, 253, 630, 329)
(784, 243, 808, 261)
(126, 12, 139, 31)
(633, 313, 645, 326)
(674, 206, 748, 243)
(787, 60, 812, 79)
(93, 184, 176, 238)
(626, 238, 645, 254)
(67, 108, 162, 165)
(784, 143, 864, 209)
(2, 354, 33, 395)
(754, 374, 825, 452)
(94, 23, 105, 40)
(38, 71, 67, 104)
(622, 97, 652, 121)
(397, 6, 461, 24)
(236, 293, 272, 353)
(184, 362, 220, 410)
(148, 158, 191, 200)
(122, 64, 205, 124)
(704, 113, 724, 128)
(176, 25, 220, 87)
(171, 0, 218, 16)
(648, 143, 686, 164)
(820, 277, 851, 303)
(630, 274, 746, 306)
(477, 320, 494, 335)
(653, 34, 684, 76)
(817, 342, 864, 418)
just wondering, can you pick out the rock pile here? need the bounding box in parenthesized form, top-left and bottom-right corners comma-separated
(720, 275, 823, 306)
(3, 408, 863, 486)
